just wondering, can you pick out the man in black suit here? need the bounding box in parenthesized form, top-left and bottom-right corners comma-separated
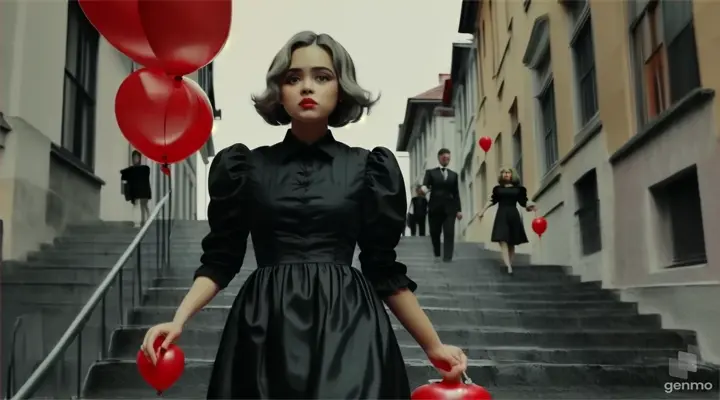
(421, 148, 462, 262)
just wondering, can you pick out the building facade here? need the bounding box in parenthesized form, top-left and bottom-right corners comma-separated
(397, 74, 456, 193)
(0, 0, 217, 260)
(448, 0, 720, 363)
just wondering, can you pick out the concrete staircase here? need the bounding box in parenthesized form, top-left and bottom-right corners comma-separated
(1, 221, 160, 398)
(4, 221, 718, 398)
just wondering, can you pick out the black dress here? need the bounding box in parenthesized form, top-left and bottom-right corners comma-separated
(120, 165, 152, 200)
(489, 185, 529, 246)
(194, 131, 416, 399)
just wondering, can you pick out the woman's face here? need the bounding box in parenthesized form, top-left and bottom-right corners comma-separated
(501, 170, 512, 181)
(281, 45, 339, 123)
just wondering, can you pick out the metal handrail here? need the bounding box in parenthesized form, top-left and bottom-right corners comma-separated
(5, 317, 25, 399)
(10, 191, 173, 399)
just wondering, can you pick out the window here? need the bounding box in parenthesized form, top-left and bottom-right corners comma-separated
(536, 54, 558, 172)
(479, 163, 488, 208)
(510, 100, 523, 182)
(650, 166, 706, 267)
(495, 134, 503, 172)
(574, 169, 601, 255)
(630, 0, 700, 126)
(62, 0, 99, 168)
(567, 0, 599, 126)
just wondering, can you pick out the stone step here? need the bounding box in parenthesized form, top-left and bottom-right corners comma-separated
(82, 384, 720, 399)
(112, 325, 693, 349)
(152, 277, 601, 294)
(107, 328, 678, 364)
(81, 359, 719, 398)
(0, 265, 247, 286)
(146, 285, 616, 302)
(142, 287, 626, 310)
(129, 305, 659, 330)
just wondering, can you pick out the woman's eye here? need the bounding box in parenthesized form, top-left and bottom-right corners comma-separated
(316, 75, 330, 82)
(286, 76, 300, 84)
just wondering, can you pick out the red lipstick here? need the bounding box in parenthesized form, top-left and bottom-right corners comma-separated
(299, 98, 317, 109)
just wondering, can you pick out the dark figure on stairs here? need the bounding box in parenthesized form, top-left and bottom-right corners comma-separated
(139, 31, 467, 399)
(120, 150, 152, 227)
(421, 149, 462, 262)
(477, 167, 535, 275)
(408, 185, 428, 236)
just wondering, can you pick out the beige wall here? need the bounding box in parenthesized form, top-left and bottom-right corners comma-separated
(464, 0, 720, 363)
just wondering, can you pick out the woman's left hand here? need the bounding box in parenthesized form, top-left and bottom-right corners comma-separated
(526, 205, 537, 212)
(426, 344, 468, 381)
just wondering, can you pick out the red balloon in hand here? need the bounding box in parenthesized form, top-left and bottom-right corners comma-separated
(532, 216, 548, 238)
(412, 378, 492, 400)
(115, 68, 213, 165)
(478, 136, 492, 153)
(136, 336, 185, 394)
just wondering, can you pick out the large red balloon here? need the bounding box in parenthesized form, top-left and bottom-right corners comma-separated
(478, 136, 492, 153)
(532, 216, 548, 237)
(138, 0, 231, 76)
(115, 68, 213, 164)
(136, 336, 185, 394)
(78, 0, 158, 68)
(412, 379, 492, 400)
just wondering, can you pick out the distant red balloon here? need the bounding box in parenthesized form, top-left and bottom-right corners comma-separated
(115, 68, 213, 164)
(136, 336, 185, 394)
(78, 0, 158, 68)
(138, 0, 232, 76)
(412, 378, 492, 400)
(532, 216, 548, 237)
(478, 136, 492, 153)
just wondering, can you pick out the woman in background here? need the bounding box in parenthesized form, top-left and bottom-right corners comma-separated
(476, 167, 535, 275)
(120, 150, 152, 226)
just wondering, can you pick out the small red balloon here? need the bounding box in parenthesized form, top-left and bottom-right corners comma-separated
(136, 336, 185, 394)
(78, 0, 159, 69)
(532, 216, 548, 237)
(478, 136, 492, 153)
(138, 0, 231, 76)
(412, 378, 492, 400)
(115, 68, 213, 164)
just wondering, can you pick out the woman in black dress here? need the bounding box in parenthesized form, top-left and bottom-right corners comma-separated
(140, 31, 467, 399)
(477, 168, 536, 275)
(120, 150, 152, 226)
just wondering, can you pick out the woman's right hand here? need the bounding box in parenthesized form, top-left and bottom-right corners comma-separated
(141, 322, 183, 365)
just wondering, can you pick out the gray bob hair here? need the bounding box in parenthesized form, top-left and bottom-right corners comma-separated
(251, 31, 379, 127)
(498, 167, 521, 186)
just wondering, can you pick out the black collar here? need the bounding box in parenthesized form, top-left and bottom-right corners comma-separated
(277, 130, 339, 162)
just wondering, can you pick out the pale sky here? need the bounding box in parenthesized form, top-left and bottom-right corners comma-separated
(196, 0, 469, 219)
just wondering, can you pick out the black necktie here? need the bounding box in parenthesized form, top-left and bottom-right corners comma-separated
(441, 168, 447, 180)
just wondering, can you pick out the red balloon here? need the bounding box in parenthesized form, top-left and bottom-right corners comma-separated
(138, 0, 231, 76)
(78, 0, 158, 68)
(115, 68, 213, 164)
(478, 136, 492, 153)
(136, 336, 185, 394)
(532, 216, 548, 237)
(412, 379, 492, 400)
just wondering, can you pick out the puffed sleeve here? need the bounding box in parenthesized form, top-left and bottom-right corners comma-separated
(193, 144, 253, 290)
(490, 185, 499, 205)
(358, 147, 418, 298)
(517, 186, 529, 208)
